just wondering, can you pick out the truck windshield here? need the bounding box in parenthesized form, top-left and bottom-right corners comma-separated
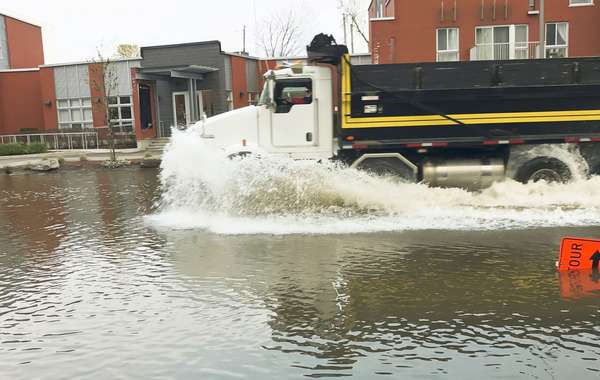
(257, 80, 272, 106)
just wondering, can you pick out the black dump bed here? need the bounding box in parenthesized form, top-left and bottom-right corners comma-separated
(342, 57, 600, 146)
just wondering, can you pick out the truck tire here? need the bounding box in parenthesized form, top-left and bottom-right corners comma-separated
(515, 157, 572, 184)
(589, 164, 600, 177)
(355, 157, 415, 182)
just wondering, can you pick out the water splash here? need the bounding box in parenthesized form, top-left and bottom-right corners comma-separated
(148, 126, 600, 235)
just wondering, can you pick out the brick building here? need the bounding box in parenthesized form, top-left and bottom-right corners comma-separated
(368, 0, 600, 64)
(0, 13, 264, 143)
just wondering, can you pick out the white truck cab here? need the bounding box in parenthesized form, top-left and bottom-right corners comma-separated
(199, 65, 335, 160)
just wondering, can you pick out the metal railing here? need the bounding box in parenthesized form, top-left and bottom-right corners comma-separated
(0, 131, 100, 150)
(470, 41, 542, 61)
(0, 127, 137, 150)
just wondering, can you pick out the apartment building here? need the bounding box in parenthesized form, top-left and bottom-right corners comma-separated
(368, 0, 600, 64)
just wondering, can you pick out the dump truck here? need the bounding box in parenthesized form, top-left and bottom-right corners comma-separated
(197, 34, 600, 188)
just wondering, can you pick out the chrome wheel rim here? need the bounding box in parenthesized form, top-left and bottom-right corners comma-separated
(529, 168, 562, 183)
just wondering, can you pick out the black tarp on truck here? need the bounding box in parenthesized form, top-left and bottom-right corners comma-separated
(340, 57, 600, 147)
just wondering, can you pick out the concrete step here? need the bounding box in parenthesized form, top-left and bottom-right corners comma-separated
(146, 138, 171, 150)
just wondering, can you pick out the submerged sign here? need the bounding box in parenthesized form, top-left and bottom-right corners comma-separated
(558, 237, 600, 272)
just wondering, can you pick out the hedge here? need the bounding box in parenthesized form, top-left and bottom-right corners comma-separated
(0, 143, 48, 156)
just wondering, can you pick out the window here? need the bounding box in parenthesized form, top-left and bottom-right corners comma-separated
(474, 25, 529, 60)
(248, 92, 259, 105)
(108, 96, 133, 132)
(475, 26, 509, 60)
(546, 22, 568, 58)
(274, 79, 312, 114)
(258, 80, 272, 106)
(570, 0, 593, 6)
(514, 25, 530, 59)
(436, 28, 459, 62)
(370, 0, 393, 19)
(374, 0, 384, 18)
(57, 98, 93, 130)
(226, 91, 233, 111)
(528, 0, 536, 9)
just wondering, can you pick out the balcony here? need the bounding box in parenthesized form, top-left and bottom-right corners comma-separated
(470, 42, 543, 61)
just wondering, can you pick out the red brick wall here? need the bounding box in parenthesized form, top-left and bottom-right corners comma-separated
(88, 63, 108, 128)
(230, 55, 248, 109)
(5, 16, 44, 69)
(0, 70, 44, 134)
(39, 66, 58, 131)
(370, 0, 600, 64)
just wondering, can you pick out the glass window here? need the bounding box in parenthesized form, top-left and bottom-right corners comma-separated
(57, 97, 93, 130)
(475, 25, 528, 60)
(546, 22, 568, 58)
(121, 107, 132, 119)
(71, 109, 82, 122)
(226, 91, 233, 111)
(258, 80, 272, 106)
(436, 28, 459, 62)
(109, 108, 119, 120)
(273, 79, 312, 114)
(570, 0, 593, 5)
(59, 110, 70, 122)
(108, 94, 134, 132)
(375, 0, 384, 18)
(515, 25, 529, 59)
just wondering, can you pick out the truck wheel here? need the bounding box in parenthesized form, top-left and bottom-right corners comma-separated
(515, 157, 572, 184)
(355, 157, 415, 182)
(589, 164, 600, 177)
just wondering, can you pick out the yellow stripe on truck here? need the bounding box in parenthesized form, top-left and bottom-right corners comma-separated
(343, 111, 600, 128)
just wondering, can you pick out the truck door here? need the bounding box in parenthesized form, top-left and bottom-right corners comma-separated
(271, 78, 317, 147)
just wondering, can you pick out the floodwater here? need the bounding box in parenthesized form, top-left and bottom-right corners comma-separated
(1, 136, 600, 378)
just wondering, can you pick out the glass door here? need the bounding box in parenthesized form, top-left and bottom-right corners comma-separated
(172, 92, 190, 128)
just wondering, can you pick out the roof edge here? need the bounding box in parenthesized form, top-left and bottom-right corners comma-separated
(0, 12, 42, 28)
(0, 68, 40, 73)
(40, 57, 142, 68)
(141, 40, 222, 52)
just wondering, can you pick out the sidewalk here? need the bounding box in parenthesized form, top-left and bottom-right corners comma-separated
(0, 148, 163, 170)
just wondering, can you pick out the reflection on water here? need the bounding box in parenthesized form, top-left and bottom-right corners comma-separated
(1, 169, 600, 379)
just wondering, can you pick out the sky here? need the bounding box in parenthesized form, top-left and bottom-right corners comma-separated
(1, 0, 370, 64)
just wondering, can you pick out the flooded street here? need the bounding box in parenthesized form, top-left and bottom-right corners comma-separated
(1, 168, 600, 379)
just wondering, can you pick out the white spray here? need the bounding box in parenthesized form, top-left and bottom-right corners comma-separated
(148, 126, 600, 235)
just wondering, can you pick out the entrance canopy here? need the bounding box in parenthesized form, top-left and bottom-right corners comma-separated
(135, 65, 220, 137)
(136, 65, 219, 81)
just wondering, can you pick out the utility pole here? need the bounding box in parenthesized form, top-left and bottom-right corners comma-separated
(350, 23, 355, 54)
(242, 25, 247, 54)
(538, 0, 545, 58)
(343, 13, 348, 45)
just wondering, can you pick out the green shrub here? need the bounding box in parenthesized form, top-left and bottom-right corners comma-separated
(0, 143, 48, 156)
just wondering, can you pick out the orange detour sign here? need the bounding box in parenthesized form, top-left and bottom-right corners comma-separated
(558, 237, 600, 272)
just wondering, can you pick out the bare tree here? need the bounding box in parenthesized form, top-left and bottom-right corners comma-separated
(338, 0, 369, 46)
(115, 44, 140, 59)
(257, 9, 303, 58)
(90, 51, 119, 163)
